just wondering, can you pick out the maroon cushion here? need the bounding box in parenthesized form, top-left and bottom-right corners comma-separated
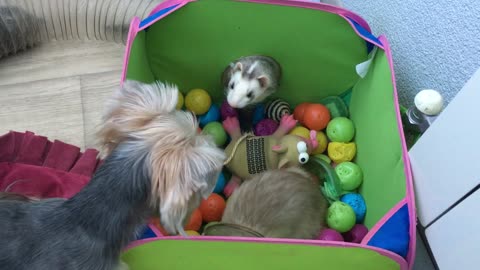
(0, 131, 100, 198)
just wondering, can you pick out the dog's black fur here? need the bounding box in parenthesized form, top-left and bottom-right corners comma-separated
(0, 144, 151, 270)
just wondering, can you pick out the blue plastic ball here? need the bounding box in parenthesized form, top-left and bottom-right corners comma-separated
(199, 104, 220, 127)
(340, 193, 367, 223)
(252, 103, 266, 125)
(213, 172, 226, 194)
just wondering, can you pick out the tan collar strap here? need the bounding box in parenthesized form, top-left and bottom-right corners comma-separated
(203, 222, 264, 238)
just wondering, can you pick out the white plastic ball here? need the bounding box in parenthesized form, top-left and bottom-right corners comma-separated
(414, 89, 444, 116)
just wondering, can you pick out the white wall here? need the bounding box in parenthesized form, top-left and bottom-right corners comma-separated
(343, 0, 480, 107)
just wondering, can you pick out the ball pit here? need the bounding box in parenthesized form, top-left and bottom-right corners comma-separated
(156, 89, 369, 243)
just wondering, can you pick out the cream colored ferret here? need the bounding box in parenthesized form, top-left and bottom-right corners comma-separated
(203, 167, 328, 239)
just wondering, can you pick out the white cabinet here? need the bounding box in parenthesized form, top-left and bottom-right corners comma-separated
(425, 188, 480, 270)
(409, 68, 480, 227)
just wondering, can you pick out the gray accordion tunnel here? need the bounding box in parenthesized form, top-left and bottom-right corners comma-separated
(0, 0, 163, 58)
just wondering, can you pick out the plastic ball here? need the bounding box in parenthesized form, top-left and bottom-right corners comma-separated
(185, 88, 211, 115)
(293, 102, 311, 124)
(184, 208, 203, 231)
(314, 154, 332, 164)
(176, 91, 184, 110)
(252, 103, 266, 125)
(303, 104, 331, 131)
(213, 172, 226, 194)
(317, 228, 344, 242)
(326, 117, 355, 143)
(185, 230, 200, 236)
(342, 224, 368, 243)
(327, 201, 356, 233)
(319, 96, 349, 118)
(327, 142, 356, 164)
(199, 193, 226, 223)
(311, 131, 328, 155)
(199, 104, 221, 127)
(335, 162, 363, 191)
(266, 99, 291, 122)
(288, 126, 310, 139)
(414, 89, 443, 116)
(340, 193, 367, 223)
(202, 122, 227, 146)
(220, 100, 238, 120)
(254, 119, 279, 136)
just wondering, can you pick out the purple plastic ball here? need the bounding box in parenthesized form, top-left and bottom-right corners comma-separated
(342, 224, 368, 243)
(254, 119, 279, 136)
(221, 100, 238, 120)
(317, 229, 344, 242)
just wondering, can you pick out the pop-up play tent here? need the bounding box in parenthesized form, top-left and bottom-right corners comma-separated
(0, 1, 416, 270)
(119, 1, 416, 270)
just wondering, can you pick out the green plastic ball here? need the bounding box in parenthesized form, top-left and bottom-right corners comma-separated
(326, 117, 355, 142)
(335, 162, 363, 191)
(327, 201, 356, 233)
(314, 154, 331, 164)
(202, 122, 227, 147)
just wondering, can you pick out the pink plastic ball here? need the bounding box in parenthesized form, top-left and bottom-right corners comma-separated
(221, 100, 238, 120)
(317, 228, 344, 242)
(254, 119, 279, 136)
(342, 224, 368, 243)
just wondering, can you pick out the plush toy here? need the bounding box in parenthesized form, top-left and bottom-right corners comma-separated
(221, 114, 319, 197)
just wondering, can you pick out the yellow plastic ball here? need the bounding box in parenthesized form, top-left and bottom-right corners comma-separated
(311, 131, 328, 155)
(289, 126, 310, 139)
(185, 88, 211, 115)
(176, 91, 184, 110)
(327, 142, 357, 164)
(185, 230, 200, 236)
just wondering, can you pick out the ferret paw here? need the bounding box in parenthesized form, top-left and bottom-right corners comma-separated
(223, 178, 240, 197)
(278, 114, 297, 132)
(222, 117, 241, 137)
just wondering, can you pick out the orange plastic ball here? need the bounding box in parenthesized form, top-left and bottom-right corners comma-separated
(303, 104, 331, 131)
(293, 102, 311, 124)
(184, 208, 203, 231)
(199, 193, 226, 222)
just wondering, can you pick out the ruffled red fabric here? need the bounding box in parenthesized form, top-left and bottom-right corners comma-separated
(0, 131, 100, 199)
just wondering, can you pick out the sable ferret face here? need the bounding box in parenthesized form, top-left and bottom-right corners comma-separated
(226, 62, 270, 109)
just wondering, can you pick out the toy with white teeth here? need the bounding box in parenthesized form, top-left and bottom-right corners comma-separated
(221, 114, 318, 197)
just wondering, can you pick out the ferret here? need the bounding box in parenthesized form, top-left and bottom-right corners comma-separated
(222, 55, 282, 109)
(204, 167, 328, 239)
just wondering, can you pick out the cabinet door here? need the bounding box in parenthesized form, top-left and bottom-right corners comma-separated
(409, 67, 480, 226)
(424, 188, 480, 270)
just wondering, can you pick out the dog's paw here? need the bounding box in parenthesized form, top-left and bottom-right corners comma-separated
(115, 261, 130, 270)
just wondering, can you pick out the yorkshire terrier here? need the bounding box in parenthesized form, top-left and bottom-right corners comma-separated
(203, 167, 328, 239)
(0, 80, 225, 270)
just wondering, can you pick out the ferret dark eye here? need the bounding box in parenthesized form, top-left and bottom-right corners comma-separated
(230, 83, 235, 89)
(247, 92, 254, 99)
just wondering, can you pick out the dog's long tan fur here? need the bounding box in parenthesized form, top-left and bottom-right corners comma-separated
(95, 80, 226, 235)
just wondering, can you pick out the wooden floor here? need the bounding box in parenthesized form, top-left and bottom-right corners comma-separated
(0, 40, 125, 150)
